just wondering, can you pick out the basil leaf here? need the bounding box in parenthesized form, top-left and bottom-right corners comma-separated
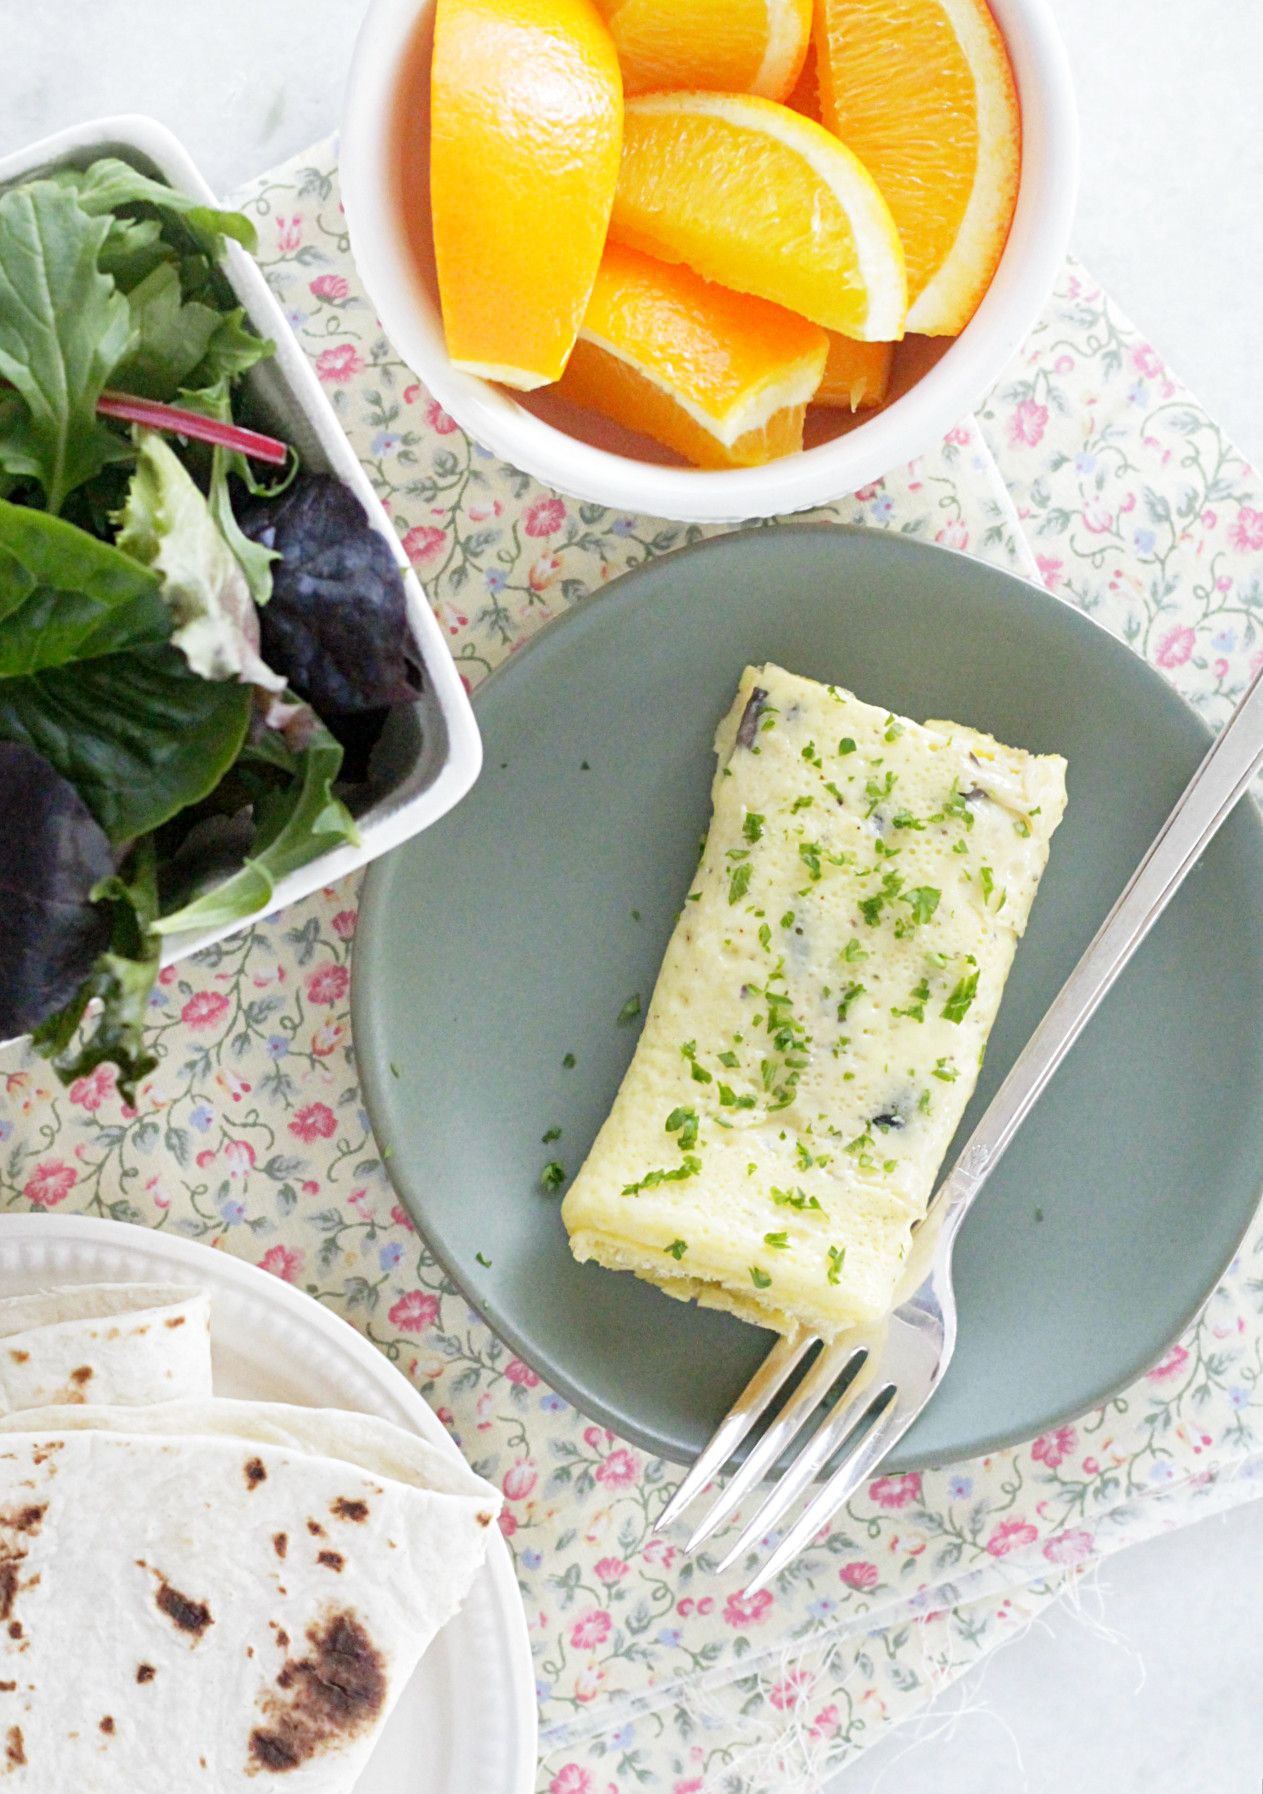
(0, 643, 252, 842)
(153, 721, 358, 935)
(0, 181, 133, 513)
(53, 158, 259, 259)
(0, 741, 114, 1039)
(31, 835, 161, 1105)
(0, 499, 168, 674)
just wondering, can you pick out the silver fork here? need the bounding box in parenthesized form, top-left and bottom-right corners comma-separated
(655, 655, 1263, 1594)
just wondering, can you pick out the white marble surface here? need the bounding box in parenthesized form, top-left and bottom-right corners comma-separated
(6, 4, 1263, 1788)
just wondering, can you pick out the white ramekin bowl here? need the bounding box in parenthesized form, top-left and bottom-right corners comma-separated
(342, 0, 1078, 526)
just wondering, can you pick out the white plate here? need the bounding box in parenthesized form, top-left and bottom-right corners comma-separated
(0, 1213, 536, 1794)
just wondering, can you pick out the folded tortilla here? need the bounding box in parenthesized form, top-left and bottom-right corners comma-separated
(0, 1284, 212, 1414)
(0, 1399, 501, 1790)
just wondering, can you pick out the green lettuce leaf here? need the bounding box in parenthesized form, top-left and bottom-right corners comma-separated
(188, 308, 274, 390)
(97, 214, 174, 293)
(115, 429, 284, 688)
(31, 834, 161, 1105)
(54, 159, 258, 260)
(0, 181, 133, 512)
(0, 498, 168, 673)
(153, 721, 359, 936)
(0, 495, 251, 840)
(110, 262, 222, 401)
(177, 381, 285, 604)
(0, 644, 252, 842)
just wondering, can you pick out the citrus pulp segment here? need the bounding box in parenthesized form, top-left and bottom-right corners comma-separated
(429, 0, 623, 388)
(814, 0, 1020, 335)
(593, 0, 812, 102)
(608, 92, 907, 341)
(814, 334, 894, 410)
(556, 242, 828, 468)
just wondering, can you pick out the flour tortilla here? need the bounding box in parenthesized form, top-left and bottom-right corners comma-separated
(0, 1399, 501, 1791)
(0, 1284, 212, 1414)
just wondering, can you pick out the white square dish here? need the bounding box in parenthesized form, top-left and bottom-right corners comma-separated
(0, 113, 482, 974)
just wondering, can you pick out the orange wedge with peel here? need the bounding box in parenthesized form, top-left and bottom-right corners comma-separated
(555, 242, 828, 468)
(814, 0, 1020, 335)
(814, 335, 894, 411)
(429, 0, 623, 389)
(593, 0, 812, 102)
(608, 92, 906, 342)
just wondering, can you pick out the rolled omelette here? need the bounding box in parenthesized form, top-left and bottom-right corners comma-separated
(562, 663, 1067, 1339)
(0, 1284, 212, 1414)
(0, 1398, 500, 1790)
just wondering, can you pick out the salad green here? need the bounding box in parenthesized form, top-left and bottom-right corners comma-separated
(0, 156, 416, 1099)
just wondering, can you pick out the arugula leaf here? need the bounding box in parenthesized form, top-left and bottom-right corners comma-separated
(0, 498, 168, 673)
(115, 429, 283, 688)
(0, 181, 132, 513)
(31, 835, 161, 1104)
(110, 262, 221, 401)
(152, 721, 358, 936)
(0, 741, 114, 1038)
(53, 158, 259, 259)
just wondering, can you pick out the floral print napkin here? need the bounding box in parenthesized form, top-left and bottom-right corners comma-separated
(3, 140, 1262, 1793)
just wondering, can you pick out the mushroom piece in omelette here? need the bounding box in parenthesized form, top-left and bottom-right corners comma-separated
(561, 664, 1067, 1339)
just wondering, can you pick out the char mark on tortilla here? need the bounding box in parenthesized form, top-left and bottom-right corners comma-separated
(317, 1552, 344, 1572)
(136, 1664, 156, 1684)
(100, 1716, 115, 1735)
(248, 1611, 386, 1774)
(5, 1725, 23, 1767)
(245, 1458, 267, 1489)
(70, 1365, 94, 1387)
(331, 1498, 369, 1523)
(156, 1579, 213, 1639)
(273, 1533, 288, 1559)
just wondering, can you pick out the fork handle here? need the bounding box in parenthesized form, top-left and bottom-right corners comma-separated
(938, 658, 1263, 1233)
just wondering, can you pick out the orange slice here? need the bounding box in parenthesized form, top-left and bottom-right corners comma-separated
(593, 0, 812, 102)
(609, 92, 906, 341)
(814, 335, 894, 410)
(555, 242, 828, 468)
(783, 38, 822, 122)
(814, 0, 1020, 335)
(429, 0, 623, 388)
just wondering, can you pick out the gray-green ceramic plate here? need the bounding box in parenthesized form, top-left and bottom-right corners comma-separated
(354, 526, 1263, 1472)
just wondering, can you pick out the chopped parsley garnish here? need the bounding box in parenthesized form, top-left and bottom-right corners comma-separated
(666, 1238, 689, 1260)
(801, 740, 823, 766)
(943, 781, 975, 831)
(836, 981, 864, 1022)
(540, 1161, 566, 1192)
(562, 1052, 576, 1068)
(617, 994, 641, 1025)
(763, 1231, 789, 1250)
(826, 1245, 846, 1285)
(728, 862, 753, 905)
(632, 908, 641, 921)
(772, 1184, 823, 1213)
(933, 1057, 959, 1082)
(750, 1265, 773, 1289)
(542, 1126, 562, 1143)
(390, 1062, 400, 1079)
(919, 1088, 932, 1115)
(476, 1251, 492, 1268)
(1014, 816, 1032, 838)
(941, 971, 979, 1024)
(859, 870, 904, 927)
(980, 865, 995, 903)
(743, 811, 765, 842)
(893, 808, 925, 831)
(864, 771, 896, 817)
(799, 842, 822, 881)
(838, 737, 857, 756)
(717, 1082, 757, 1110)
(892, 977, 930, 1023)
(665, 1106, 700, 1150)
(690, 1061, 713, 1084)
(842, 938, 868, 963)
(718, 1050, 739, 1068)
(758, 923, 772, 950)
(900, 886, 941, 926)
(791, 795, 814, 813)
(780, 910, 795, 930)
(622, 1155, 702, 1196)
(883, 716, 904, 742)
